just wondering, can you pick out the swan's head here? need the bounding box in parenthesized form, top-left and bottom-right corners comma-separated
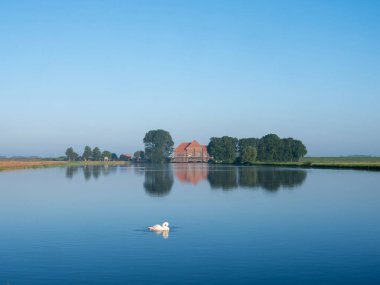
(162, 222, 169, 227)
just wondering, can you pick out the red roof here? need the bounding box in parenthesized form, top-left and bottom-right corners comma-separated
(174, 140, 208, 154)
(174, 142, 190, 153)
(187, 140, 202, 148)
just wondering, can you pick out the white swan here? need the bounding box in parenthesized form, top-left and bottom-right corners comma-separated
(148, 221, 170, 232)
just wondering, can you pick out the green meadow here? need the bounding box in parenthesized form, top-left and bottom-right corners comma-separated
(252, 157, 380, 171)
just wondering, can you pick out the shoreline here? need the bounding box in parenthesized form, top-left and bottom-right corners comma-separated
(245, 161, 380, 171)
(1, 160, 380, 172)
(0, 161, 130, 172)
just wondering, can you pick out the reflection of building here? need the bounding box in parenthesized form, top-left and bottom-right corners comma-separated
(174, 164, 209, 184)
(172, 140, 210, 163)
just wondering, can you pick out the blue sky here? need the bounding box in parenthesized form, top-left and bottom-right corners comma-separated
(0, 0, 379, 157)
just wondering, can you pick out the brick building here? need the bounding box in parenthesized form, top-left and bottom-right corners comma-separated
(172, 140, 210, 163)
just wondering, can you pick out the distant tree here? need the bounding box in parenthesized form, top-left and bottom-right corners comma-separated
(238, 138, 259, 157)
(92, 147, 102, 161)
(143, 129, 174, 163)
(256, 134, 307, 162)
(102, 150, 112, 161)
(241, 146, 257, 164)
(207, 136, 238, 163)
(257, 134, 282, 161)
(82, 145, 92, 161)
(291, 139, 307, 161)
(111, 153, 119, 161)
(133, 150, 145, 161)
(65, 147, 78, 161)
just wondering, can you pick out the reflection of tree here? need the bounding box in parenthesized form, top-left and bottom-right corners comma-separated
(251, 168, 307, 191)
(239, 167, 258, 188)
(207, 166, 238, 190)
(83, 166, 92, 180)
(92, 166, 101, 179)
(239, 167, 307, 191)
(144, 166, 174, 197)
(133, 166, 145, 176)
(208, 166, 307, 192)
(66, 167, 79, 179)
(65, 165, 118, 181)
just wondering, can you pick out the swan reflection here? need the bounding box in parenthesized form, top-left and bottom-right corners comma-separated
(153, 230, 169, 239)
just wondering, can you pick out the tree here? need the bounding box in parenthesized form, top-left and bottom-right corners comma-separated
(257, 134, 282, 161)
(291, 139, 307, 161)
(92, 147, 102, 161)
(102, 150, 112, 161)
(65, 147, 78, 161)
(133, 150, 145, 161)
(111, 153, 118, 161)
(143, 129, 174, 163)
(256, 134, 307, 162)
(241, 146, 257, 164)
(238, 138, 259, 157)
(82, 145, 92, 161)
(207, 136, 238, 163)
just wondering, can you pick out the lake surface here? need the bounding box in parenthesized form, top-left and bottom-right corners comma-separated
(0, 164, 379, 284)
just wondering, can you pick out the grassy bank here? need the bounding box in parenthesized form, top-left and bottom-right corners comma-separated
(250, 157, 380, 171)
(0, 160, 129, 172)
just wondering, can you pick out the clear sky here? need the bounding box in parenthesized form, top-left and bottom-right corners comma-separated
(0, 0, 379, 157)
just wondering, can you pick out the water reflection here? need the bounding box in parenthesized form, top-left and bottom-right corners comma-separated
(239, 167, 307, 191)
(207, 167, 238, 190)
(65, 165, 117, 180)
(206, 166, 307, 191)
(64, 164, 307, 193)
(152, 230, 169, 239)
(172, 164, 307, 191)
(65, 166, 79, 179)
(143, 166, 174, 197)
(174, 164, 208, 185)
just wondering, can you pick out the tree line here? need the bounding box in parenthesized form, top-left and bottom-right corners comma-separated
(142, 129, 307, 164)
(65, 146, 118, 161)
(64, 130, 307, 164)
(208, 134, 307, 164)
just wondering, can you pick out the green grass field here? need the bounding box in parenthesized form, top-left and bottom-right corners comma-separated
(301, 156, 380, 163)
(252, 157, 380, 171)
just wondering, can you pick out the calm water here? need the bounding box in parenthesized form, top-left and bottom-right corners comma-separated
(0, 164, 379, 284)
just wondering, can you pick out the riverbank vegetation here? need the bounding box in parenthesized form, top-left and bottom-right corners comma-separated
(250, 157, 380, 171)
(2, 129, 379, 172)
(0, 160, 129, 172)
(207, 134, 307, 164)
(65, 146, 119, 162)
